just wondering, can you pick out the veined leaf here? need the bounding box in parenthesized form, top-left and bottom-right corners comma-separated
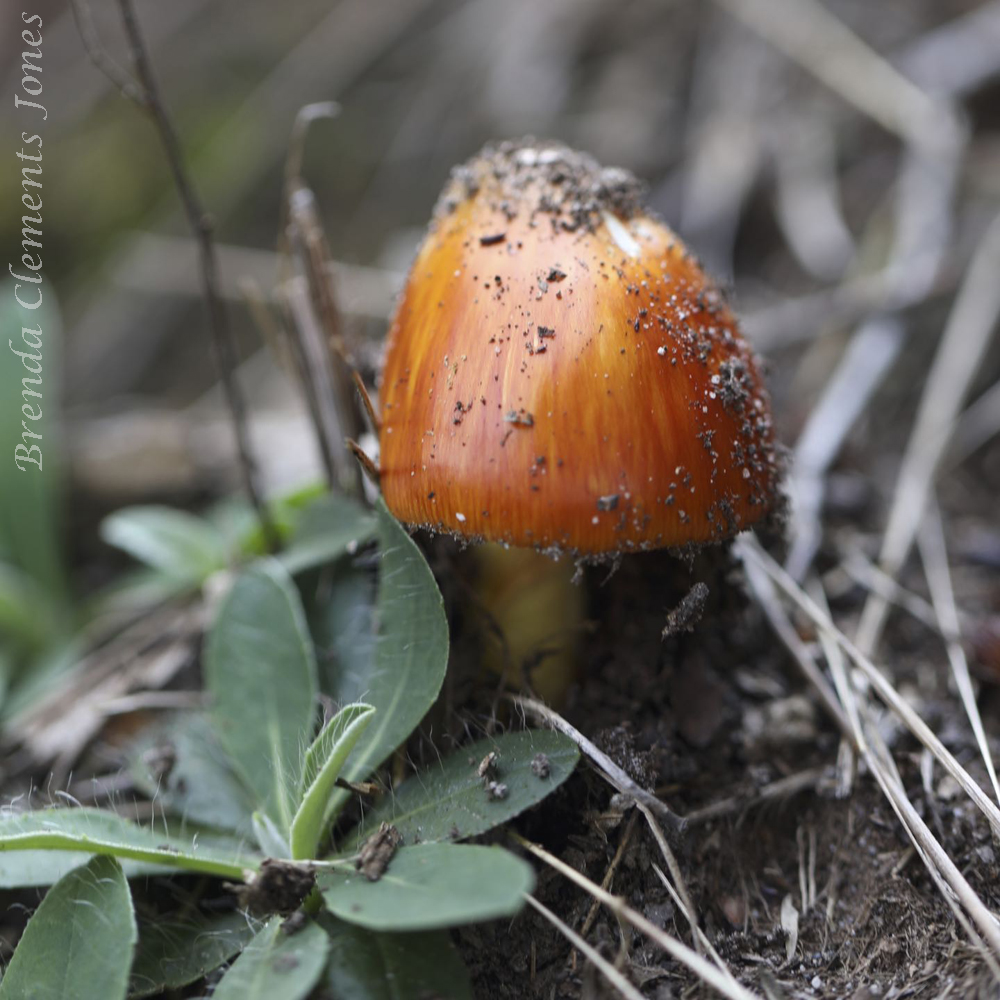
(290, 703, 374, 860)
(129, 910, 257, 999)
(322, 916, 473, 1000)
(252, 811, 290, 859)
(323, 500, 448, 817)
(0, 807, 258, 881)
(0, 855, 136, 1000)
(348, 729, 578, 848)
(205, 559, 318, 831)
(278, 492, 377, 575)
(210, 916, 329, 1000)
(100, 505, 229, 584)
(319, 843, 533, 931)
(129, 712, 255, 838)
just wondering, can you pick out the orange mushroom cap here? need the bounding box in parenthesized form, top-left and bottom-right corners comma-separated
(379, 139, 779, 556)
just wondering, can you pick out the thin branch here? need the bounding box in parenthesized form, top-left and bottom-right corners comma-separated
(346, 439, 380, 485)
(810, 583, 1000, 972)
(508, 694, 686, 834)
(352, 370, 381, 434)
(524, 894, 647, 1000)
(69, 0, 145, 103)
(712, 0, 954, 148)
(785, 318, 904, 581)
(917, 498, 1000, 805)
(737, 536, 1000, 839)
(73, 0, 278, 550)
(513, 833, 760, 1000)
(741, 555, 853, 741)
(683, 767, 826, 825)
(855, 210, 1000, 656)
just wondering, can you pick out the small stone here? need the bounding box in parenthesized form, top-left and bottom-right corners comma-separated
(530, 753, 551, 779)
(485, 781, 509, 801)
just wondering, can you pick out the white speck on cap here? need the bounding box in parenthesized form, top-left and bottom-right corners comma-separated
(601, 211, 640, 258)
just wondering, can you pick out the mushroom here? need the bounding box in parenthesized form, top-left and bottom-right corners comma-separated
(374, 139, 780, 699)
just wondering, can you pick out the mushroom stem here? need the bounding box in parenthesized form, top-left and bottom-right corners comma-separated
(472, 544, 586, 705)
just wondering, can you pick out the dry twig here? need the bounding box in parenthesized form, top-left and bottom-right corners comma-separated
(513, 833, 760, 1000)
(508, 694, 685, 834)
(855, 211, 1000, 656)
(917, 499, 1000, 805)
(70, 0, 278, 549)
(525, 894, 647, 1000)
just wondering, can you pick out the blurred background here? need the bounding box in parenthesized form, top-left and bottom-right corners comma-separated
(5, 3, 1000, 992)
(2, 0, 1000, 682)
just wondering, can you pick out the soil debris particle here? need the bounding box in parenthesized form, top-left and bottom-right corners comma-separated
(477, 750, 500, 780)
(485, 781, 509, 801)
(479, 232, 506, 246)
(661, 580, 709, 637)
(140, 741, 177, 783)
(596, 494, 619, 512)
(232, 859, 316, 916)
(435, 138, 646, 234)
(530, 753, 551, 779)
(504, 408, 534, 427)
(356, 822, 403, 881)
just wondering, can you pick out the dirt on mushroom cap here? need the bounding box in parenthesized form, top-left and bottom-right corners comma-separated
(379, 139, 779, 556)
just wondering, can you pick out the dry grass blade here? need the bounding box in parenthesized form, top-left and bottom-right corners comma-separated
(508, 694, 685, 833)
(838, 550, 941, 634)
(896, 1, 1000, 99)
(524, 894, 647, 1000)
(950, 378, 1000, 463)
(917, 499, 1000, 805)
(741, 557, 852, 739)
(684, 768, 827, 825)
(712, 0, 949, 146)
(637, 803, 705, 956)
(649, 862, 741, 989)
(810, 587, 1000, 972)
(578, 811, 639, 944)
(855, 211, 1000, 656)
(737, 536, 1000, 838)
(785, 318, 904, 581)
(513, 834, 760, 1000)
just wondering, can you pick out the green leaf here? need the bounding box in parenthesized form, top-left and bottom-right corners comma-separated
(252, 810, 290, 858)
(0, 637, 78, 725)
(0, 645, 13, 715)
(0, 282, 69, 610)
(0, 851, 176, 889)
(128, 910, 258, 999)
(0, 562, 57, 655)
(324, 500, 448, 818)
(349, 730, 579, 848)
(305, 557, 377, 697)
(128, 713, 255, 838)
(0, 854, 136, 1000)
(290, 703, 375, 860)
(226, 481, 331, 559)
(319, 843, 534, 931)
(279, 492, 377, 575)
(0, 808, 259, 881)
(322, 917, 474, 1000)
(100, 506, 229, 584)
(211, 916, 329, 1000)
(205, 559, 318, 830)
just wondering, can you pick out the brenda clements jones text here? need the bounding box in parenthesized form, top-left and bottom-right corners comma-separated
(10, 11, 46, 473)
